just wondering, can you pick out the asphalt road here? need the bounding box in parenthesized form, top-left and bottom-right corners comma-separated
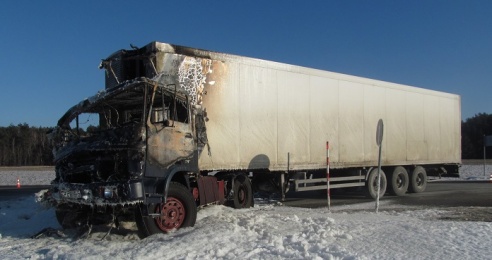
(281, 181, 492, 208)
(392, 181, 492, 207)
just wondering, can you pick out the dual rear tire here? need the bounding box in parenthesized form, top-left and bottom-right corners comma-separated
(409, 166, 427, 193)
(367, 166, 427, 199)
(388, 166, 409, 196)
(386, 166, 427, 196)
(230, 174, 254, 208)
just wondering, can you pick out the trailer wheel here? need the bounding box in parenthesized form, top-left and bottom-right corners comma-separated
(232, 175, 253, 209)
(388, 166, 409, 196)
(409, 166, 427, 193)
(365, 168, 387, 199)
(135, 182, 197, 238)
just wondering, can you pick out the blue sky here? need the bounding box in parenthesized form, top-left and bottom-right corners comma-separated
(1, 1, 491, 127)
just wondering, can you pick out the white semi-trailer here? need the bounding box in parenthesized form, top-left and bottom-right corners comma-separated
(48, 42, 461, 238)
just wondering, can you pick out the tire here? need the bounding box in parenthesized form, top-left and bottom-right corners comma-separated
(135, 182, 197, 238)
(409, 166, 427, 193)
(231, 175, 253, 208)
(388, 166, 409, 196)
(365, 168, 387, 199)
(55, 208, 76, 229)
(55, 205, 86, 229)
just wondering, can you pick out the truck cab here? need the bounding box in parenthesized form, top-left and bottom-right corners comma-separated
(48, 76, 235, 237)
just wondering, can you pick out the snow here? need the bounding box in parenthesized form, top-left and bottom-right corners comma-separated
(0, 165, 491, 259)
(457, 164, 492, 180)
(0, 170, 54, 186)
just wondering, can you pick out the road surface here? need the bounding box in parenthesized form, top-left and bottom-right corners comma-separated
(279, 181, 492, 207)
(281, 181, 492, 222)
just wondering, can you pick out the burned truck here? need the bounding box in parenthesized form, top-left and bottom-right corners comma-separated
(49, 42, 461, 237)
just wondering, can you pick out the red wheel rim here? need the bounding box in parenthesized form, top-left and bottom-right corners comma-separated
(154, 197, 186, 232)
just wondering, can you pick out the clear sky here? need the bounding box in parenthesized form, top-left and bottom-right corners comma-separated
(1, 1, 491, 127)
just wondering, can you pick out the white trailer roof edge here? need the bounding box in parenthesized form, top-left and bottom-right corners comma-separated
(152, 41, 459, 100)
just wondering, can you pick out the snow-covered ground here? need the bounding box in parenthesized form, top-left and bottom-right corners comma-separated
(0, 165, 491, 259)
(457, 164, 492, 180)
(0, 169, 54, 186)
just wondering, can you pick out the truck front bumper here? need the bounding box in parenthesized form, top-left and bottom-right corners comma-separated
(50, 180, 144, 206)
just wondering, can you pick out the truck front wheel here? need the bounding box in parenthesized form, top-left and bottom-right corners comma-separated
(135, 182, 197, 238)
(409, 166, 427, 193)
(365, 168, 387, 199)
(55, 204, 90, 229)
(55, 206, 81, 229)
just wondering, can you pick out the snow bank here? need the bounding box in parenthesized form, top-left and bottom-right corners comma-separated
(0, 195, 491, 259)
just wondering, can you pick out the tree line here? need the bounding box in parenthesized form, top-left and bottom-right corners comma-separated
(0, 114, 491, 166)
(461, 113, 492, 159)
(0, 124, 53, 166)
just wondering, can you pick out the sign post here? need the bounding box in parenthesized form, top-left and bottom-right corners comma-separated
(375, 119, 384, 213)
(484, 135, 492, 176)
(326, 142, 330, 211)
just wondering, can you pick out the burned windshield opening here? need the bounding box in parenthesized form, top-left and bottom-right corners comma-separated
(101, 87, 147, 128)
(64, 86, 147, 137)
(69, 113, 101, 136)
(64, 83, 191, 138)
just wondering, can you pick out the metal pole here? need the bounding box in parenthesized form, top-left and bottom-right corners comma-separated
(375, 119, 384, 213)
(484, 144, 486, 177)
(376, 144, 382, 213)
(326, 141, 330, 211)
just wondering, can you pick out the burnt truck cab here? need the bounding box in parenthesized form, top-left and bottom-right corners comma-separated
(48, 43, 250, 237)
(50, 78, 198, 205)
